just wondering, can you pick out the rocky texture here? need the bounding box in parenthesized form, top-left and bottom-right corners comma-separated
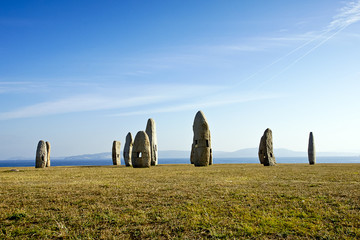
(112, 141, 121, 165)
(35, 140, 48, 168)
(131, 131, 151, 168)
(46, 141, 51, 167)
(145, 118, 158, 166)
(123, 132, 133, 167)
(308, 132, 316, 165)
(190, 111, 212, 167)
(258, 128, 276, 166)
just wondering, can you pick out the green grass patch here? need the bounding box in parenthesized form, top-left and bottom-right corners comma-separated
(0, 163, 359, 239)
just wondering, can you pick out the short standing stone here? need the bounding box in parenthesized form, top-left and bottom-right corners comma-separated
(191, 111, 212, 167)
(112, 141, 121, 165)
(46, 141, 51, 167)
(35, 140, 48, 168)
(145, 118, 158, 166)
(308, 132, 316, 165)
(258, 128, 276, 166)
(131, 131, 151, 168)
(123, 132, 133, 167)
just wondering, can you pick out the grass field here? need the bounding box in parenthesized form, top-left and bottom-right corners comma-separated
(0, 163, 359, 239)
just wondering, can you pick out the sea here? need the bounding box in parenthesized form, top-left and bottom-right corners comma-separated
(0, 157, 359, 167)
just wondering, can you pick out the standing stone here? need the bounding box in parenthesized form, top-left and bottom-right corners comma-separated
(258, 128, 276, 166)
(131, 131, 151, 168)
(123, 132, 133, 167)
(46, 141, 51, 167)
(145, 118, 158, 166)
(308, 132, 316, 165)
(35, 140, 48, 168)
(190, 111, 212, 167)
(112, 141, 121, 165)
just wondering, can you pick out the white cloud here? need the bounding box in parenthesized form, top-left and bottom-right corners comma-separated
(112, 93, 278, 117)
(0, 84, 225, 120)
(0, 95, 168, 120)
(328, 0, 360, 30)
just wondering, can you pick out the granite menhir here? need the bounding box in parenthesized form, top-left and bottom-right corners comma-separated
(145, 118, 158, 166)
(112, 140, 121, 165)
(258, 128, 276, 166)
(35, 140, 48, 168)
(190, 111, 212, 167)
(132, 131, 151, 168)
(308, 132, 316, 165)
(46, 141, 51, 167)
(123, 132, 133, 167)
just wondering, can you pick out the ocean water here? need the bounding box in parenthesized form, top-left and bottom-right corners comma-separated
(0, 157, 359, 168)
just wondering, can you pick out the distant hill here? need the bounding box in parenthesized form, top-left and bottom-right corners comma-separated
(58, 148, 359, 160)
(64, 152, 111, 160)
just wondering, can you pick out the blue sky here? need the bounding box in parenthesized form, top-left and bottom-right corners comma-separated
(1, 0, 360, 159)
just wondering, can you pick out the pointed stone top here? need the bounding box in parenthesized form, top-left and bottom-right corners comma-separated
(309, 132, 313, 137)
(147, 118, 155, 125)
(146, 118, 156, 132)
(265, 128, 272, 133)
(194, 111, 207, 122)
(126, 132, 133, 141)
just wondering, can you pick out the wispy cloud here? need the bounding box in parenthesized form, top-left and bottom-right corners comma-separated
(242, 0, 360, 89)
(0, 84, 225, 120)
(328, 0, 360, 30)
(0, 95, 168, 120)
(112, 93, 278, 117)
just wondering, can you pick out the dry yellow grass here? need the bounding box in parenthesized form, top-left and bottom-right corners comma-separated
(0, 163, 359, 239)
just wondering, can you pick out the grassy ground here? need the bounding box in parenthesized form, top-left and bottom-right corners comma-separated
(0, 163, 359, 239)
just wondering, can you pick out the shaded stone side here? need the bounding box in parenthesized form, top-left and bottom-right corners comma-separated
(191, 111, 212, 167)
(46, 141, 51, 167)
(258, 128, 276, 166)
(145, 118, 158, 166)
(35, 140, 48, 168)
(131, 131, 151, 168)
(258, 135, 265, 164)
(123, 132, 133, 167)
(112, 141, 121, 165)
(308, 132, 316, 165)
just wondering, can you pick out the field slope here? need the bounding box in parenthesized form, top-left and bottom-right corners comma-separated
(1, 164, 359, 239)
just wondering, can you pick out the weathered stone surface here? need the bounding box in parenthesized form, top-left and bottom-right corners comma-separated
(112, 141, 121, 165)
(258, 128, 276, 166)
(308, 132, 316, 165)
(123, 132, 133, 167)
(258, 135, 265, 164)
(191, 111, 212, 167)
(131, 131, 151, 168)
(35, 140, 48, 168)
(145, 118, 158, 166)
(46, 141, 51, 167)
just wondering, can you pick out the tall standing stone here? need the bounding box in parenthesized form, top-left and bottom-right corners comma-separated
(35, 140, 48, 168)
(258, 128, 276, 166)
(123, 132, 133, 167)
(145, 118, 158, 166)
(131, 131, 151, 168)
(190, 111, 212, 167)
(46, 141, 51, 167)
(308, 132, 316, 165)
(112, 141, 121, 165)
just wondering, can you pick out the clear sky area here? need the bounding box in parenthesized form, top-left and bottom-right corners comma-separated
(1, 0, 360, 159)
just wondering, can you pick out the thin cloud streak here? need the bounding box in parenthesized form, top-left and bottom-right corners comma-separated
(0, 95, 168, 120)
(112, 94, 278, 117)
(0, 84, 226, 120)
(241, 0, 360, 90)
